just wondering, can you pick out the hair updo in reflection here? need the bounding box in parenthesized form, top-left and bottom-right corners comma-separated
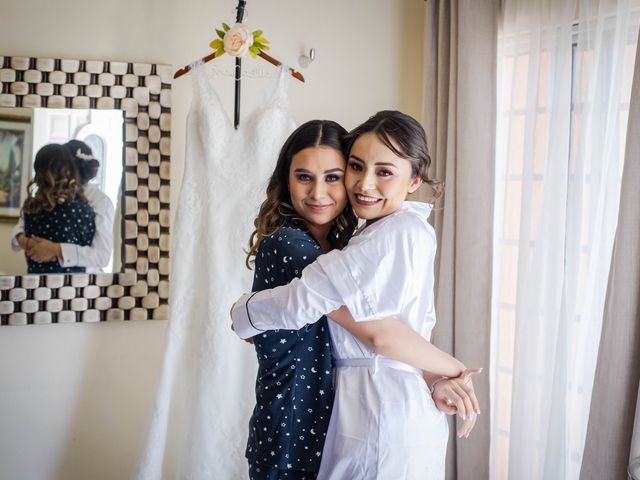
(64, 139, 100, 185)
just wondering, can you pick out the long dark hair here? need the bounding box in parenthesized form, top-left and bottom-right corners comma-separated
(21, 143, 87, 215)
(345, 110, 443, 200)
(246, 120, 358, 269)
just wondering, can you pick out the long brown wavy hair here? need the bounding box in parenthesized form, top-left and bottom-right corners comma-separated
(21, 143, 88, 215)
(246, 120, 358, 269)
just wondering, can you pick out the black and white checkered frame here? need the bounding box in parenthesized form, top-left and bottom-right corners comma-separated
(0, 55, 171, 325)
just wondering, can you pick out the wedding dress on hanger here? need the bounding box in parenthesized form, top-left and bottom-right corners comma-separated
(135, 62, 296, 480)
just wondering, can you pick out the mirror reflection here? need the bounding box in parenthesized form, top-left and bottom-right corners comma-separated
(0, 107, 124, 275)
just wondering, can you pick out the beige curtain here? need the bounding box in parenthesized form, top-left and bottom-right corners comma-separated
(580, 32, 640, 480)
(422, 1, 498, 478)
(633, 387, 640, 463)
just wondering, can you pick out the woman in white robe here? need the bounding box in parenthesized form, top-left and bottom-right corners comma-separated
(232, 111, 481, 479)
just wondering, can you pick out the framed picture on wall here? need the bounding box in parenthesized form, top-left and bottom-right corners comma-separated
(0, 117, 31, 220)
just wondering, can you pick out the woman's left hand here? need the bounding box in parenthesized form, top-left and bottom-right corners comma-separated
(431, 368, 482, 438)
(26, 236, 61, 263)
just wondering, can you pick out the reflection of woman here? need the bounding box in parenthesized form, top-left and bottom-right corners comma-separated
(11, 140, 115, 271)
(19, 144, 95, 274)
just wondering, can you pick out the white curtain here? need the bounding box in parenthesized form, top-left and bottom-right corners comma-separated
(491, 0, 640, 479)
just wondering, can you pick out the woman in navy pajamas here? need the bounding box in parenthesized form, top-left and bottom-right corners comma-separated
(244, 120, 357, 479)
(20, 144, 95, 274)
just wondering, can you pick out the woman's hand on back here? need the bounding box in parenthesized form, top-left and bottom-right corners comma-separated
(25, 236, 61, 263)
(430, 368, 482, 438)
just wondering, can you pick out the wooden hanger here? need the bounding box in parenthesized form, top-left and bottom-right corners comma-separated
(173, 51, 305, 83)
(172, 0, 304, 129)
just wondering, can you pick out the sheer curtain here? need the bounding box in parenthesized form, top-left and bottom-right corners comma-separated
(491, 0, 640, 478)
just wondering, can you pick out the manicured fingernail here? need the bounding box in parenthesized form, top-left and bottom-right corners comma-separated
(462, 414, 466, 420)
(465, 433, 469, 438)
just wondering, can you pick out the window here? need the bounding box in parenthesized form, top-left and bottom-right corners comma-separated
(491, 7, 640, 479)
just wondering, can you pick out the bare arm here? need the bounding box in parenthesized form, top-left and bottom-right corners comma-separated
(25, 236, 62, 263)
(16, 233, 58, 263)
(328, 306, 465, 378)
(427, 369, 482, 438)
(329, 306, 483, 438)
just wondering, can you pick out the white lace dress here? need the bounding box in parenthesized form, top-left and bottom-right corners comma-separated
(134, 63, 295, 480)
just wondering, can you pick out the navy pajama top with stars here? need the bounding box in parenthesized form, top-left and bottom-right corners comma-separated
(24, 200, 96, 274)
(246, 222, 335, 473)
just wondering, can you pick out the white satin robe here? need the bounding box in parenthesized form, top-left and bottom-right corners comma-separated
(232, 202, 448, 479)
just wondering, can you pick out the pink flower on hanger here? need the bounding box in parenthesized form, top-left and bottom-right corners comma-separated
(223, 23, 252, 57)
(210, 22, 270, 59)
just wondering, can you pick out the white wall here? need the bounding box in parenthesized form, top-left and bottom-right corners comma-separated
(0, 1, 425, 479)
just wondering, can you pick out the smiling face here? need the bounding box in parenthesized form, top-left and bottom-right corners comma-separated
(345, 132, 422, 222)
(288, 146, 348, 242)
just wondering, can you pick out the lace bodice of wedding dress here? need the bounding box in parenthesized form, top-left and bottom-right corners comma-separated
(134, 62, 296, 480)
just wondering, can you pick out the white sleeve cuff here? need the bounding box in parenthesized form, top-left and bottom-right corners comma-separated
(10, 235, 21, 252)
(10, 220, 24, 251)
(59, 243, 78, 267)
(231, 292, 266, 339)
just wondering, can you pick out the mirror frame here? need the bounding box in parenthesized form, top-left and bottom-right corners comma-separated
(0, 55, 171, 325)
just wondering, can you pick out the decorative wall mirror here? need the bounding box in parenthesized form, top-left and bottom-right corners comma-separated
(0, 55, 172, 325)
(0, 106, 125, 274)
